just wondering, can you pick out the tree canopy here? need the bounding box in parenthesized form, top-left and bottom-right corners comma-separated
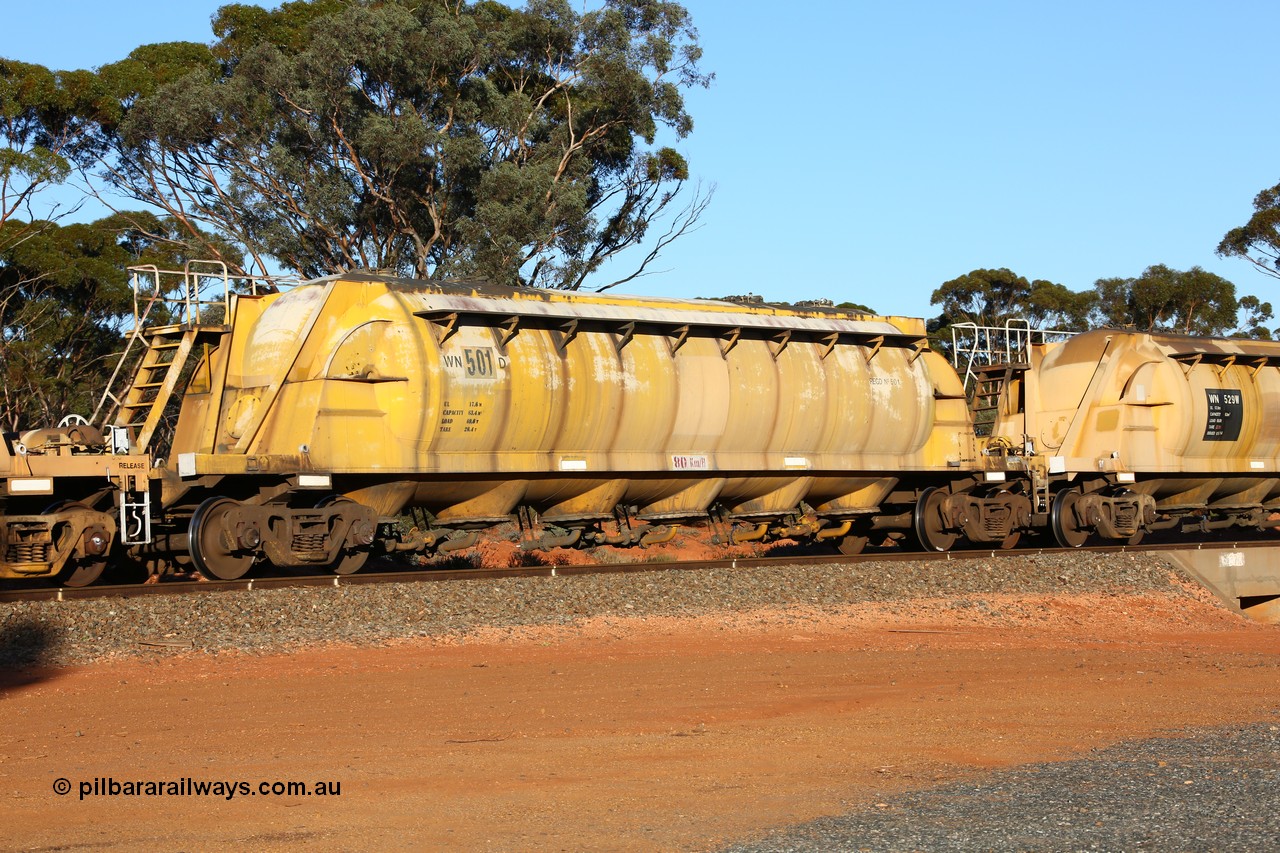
(1, 51, 249, 428)
(0, 58, 107, 233)
(0, 212, 235, 429)
(0, 0, 713, 429)
(930, 268, 1093, 331)
(1088, 264, 1270, 337)
(1219, 180, 1280, 281)
(6, 1, 1279, 431)
(929, 264, 1275, 356)
(91, 0, 712, 289)
(926, 268, 1094, 354)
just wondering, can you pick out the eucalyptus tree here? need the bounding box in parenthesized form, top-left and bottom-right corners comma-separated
(1, 59, 114, 427)
(0, 58, 106, 237)
(0, 211, 238, 429)
(931, 268, 1094, 330)
(97, 0, 713, 289)
(926, 267, 1095, 356)
(1219, 180, 1280, 281)
(1090, 264, 1272, 339)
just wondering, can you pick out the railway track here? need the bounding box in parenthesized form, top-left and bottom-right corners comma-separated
(3, 538, 1273, 605)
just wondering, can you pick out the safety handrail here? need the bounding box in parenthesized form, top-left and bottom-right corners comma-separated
(126, 262, 297, 331)
(951, 320, 1078, 393)
(92, 262, 299, 427)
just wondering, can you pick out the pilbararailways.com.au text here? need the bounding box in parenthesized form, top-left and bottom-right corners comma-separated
(55, 777, 341, 800)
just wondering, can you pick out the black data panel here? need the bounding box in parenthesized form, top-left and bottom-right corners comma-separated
(1204, 389, 1243, 441)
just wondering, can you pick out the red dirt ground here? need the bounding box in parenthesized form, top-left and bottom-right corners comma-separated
(3, 589, 1280, 851)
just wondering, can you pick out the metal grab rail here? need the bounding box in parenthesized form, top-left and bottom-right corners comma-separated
(91, 262, 298, 428)
(126, 260, 298, 331)
(951, 320, 1078, 393)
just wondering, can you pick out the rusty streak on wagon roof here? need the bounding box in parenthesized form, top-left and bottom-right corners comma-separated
(315, 270, 932, 352)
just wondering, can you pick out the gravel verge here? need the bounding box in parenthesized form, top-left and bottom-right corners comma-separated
(0, 551, 1229, 668)
(720, 721, 1280, 852)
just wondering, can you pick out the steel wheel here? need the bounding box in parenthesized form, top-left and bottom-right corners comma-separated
(836, 534, 870, 556)
(318, 496, 372, 576)
(45, 502, 108, 588)
(332, 547, 370, 576)
(913, 487, 957, 552)
(1050, 489, 1090, 548)
(189, 497, 255, 580)
(57, 556, 107, 588)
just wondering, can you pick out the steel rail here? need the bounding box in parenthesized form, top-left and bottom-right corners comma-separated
(2, 537, 1275, 605)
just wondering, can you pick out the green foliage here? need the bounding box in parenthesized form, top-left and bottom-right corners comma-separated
(0, 59, 106, 164)
(1237, 294, 1276, 339)
(0, 1, 710, 430)
(95, 0, 712, 289)
(928, 265, 1276, 358)
(0, 213, 239, 429)
(931, 268, 1093, 330)
(927, 268, 1093, 354)
(835, 300, 875, 313)
(1218, 180, 1280, 281)
(1089, 264, 1272, 338)
(1, 58, 111, 238)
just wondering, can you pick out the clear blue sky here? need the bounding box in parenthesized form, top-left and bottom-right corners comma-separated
(2, 1, 1277, 318)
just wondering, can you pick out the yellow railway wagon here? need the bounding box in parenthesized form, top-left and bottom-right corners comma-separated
(0, 422, 142, 585)
(157, 273, 1004, 579)
(989, 328, 1280, 547)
